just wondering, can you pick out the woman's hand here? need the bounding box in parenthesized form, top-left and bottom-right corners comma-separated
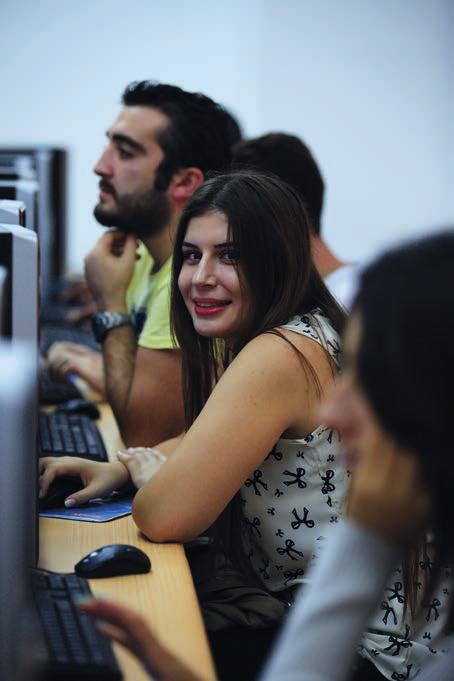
(79, 599, 206, 681)
(39, 457, 130, 508)
(116, 447, 168, 489)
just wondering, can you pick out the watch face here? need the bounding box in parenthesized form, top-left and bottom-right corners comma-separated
(91, 312, 131, 343)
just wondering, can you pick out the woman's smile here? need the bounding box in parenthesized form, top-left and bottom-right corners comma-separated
(193, 297, 231, 316)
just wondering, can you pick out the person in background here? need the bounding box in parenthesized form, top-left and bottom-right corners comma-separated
(40, 169, 347, 680)
(46, 80, 241, 447)
(232, 132, 361, 311)
(83, 229, 454, 681)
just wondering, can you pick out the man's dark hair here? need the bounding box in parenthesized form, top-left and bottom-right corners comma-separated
(232, 132, 324, 235)
(122, 80, 242, 190)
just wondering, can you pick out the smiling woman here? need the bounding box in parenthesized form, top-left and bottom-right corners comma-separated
(129, 170, 347, 678)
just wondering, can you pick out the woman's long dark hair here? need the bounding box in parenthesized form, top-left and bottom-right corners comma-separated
(170, 170, 346, 578)
(354, 229, 454, 624)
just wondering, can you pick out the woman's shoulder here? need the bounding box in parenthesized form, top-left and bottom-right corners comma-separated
(233, 316, 331, 379)
(280, 309, 342, 367)
(228, 329, 310, 388)
(281, 308, 334, 335)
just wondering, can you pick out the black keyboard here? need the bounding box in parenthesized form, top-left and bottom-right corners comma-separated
(31, 569, 123, 680)
(40, 300, 83, 324)
(39, 364, 84, 405)
(38, 411, 109, 509)
(39, 411, 108, 461)
(37, 411, 109, 511)
(40, 322, 100, 355)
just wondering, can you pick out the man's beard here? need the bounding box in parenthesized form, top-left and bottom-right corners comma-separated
(94, 184, 172, 239)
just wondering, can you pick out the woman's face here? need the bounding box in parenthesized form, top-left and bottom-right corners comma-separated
(178, 211, 252, 349)
(319, 313, 405, 472)
(319, 312, 431, 541)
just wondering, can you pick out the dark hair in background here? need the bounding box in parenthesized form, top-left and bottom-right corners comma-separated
(122, 80, 242, 190)
(170, 169, 345, 575)
(354, 228, 454, 624)
(232, 132, 325, 235)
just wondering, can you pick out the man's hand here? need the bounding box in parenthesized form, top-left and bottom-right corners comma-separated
(84, 231, 139, 311)
(46, 342, 105, 397)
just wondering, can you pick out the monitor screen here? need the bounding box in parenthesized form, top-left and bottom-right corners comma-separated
(0, 223, 39, 347)
(0, 339, 39, 681)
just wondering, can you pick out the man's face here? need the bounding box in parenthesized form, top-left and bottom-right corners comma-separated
(93, 106, 172, 239)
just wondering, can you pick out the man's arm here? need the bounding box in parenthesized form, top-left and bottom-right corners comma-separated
(84, 231, 185, 447)
(102, 323, 184, 446)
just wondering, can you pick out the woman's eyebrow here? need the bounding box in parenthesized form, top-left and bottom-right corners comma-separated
(182, 240, 236, 249)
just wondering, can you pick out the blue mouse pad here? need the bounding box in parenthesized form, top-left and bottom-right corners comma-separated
(39, 492, 134, 522)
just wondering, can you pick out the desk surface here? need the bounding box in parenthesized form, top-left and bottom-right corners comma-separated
(39, 402, 216, 681)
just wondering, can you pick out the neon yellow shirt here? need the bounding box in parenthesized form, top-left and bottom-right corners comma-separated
(125, 243, 176, 350)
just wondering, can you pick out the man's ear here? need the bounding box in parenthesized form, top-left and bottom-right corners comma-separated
(170, 167, 205, 210)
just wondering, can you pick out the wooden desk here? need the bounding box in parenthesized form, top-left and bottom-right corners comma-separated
(39, 403, 216, 681)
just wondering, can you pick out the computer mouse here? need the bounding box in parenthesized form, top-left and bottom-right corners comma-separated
(74, 544, 152, 578)
(56, 398, 101, 420)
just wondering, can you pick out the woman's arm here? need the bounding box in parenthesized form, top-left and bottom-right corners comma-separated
(133, 331, 334, 543)
(80, 599, 210, 681)
(38, 434, 186, 508)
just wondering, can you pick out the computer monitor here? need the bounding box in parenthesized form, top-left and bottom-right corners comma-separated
(0, 152, 36, 181)
(0, 199, 26, 226)
(0, 147, 67, 303)
(0, 339, 40, 681)
(0, 223, 39, 347)
(0, 265, 8, 336)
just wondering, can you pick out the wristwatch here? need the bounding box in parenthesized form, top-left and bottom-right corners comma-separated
(91, 311, 132, 343)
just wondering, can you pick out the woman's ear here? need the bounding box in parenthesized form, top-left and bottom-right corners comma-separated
(170, 167, 205, 211)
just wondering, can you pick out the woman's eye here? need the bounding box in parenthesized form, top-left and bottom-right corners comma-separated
(182, 250, 200, 262)
(221, 250, 239, 263)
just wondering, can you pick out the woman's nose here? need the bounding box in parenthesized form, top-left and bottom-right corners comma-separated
(193, 257, 216, 286)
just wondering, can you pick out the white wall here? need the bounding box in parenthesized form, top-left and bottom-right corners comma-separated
(1, 0, 453, 273)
